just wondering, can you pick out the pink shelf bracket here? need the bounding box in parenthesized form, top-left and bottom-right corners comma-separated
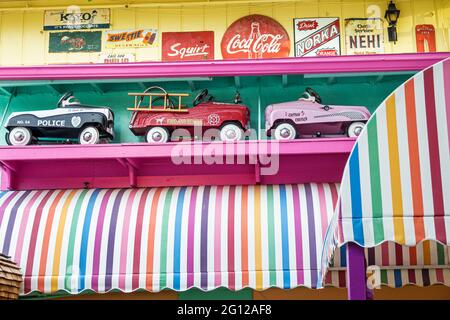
(117, 158, 138, 188)
(253, 156, 261, 183)
(0, 161, 16, 190)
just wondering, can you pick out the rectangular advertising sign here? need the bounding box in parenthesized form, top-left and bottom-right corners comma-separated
(294, 17, 341, 57)
(49, 31, 102, 53)
(105, 29, 158, 49)
(44, 8, 110, 30)
(162, 31, 214, 61)
(345, 18, 384, 55)
(99, 53, 135, 63)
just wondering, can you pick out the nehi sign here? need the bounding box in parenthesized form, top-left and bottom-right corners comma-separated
(345, 18, 384, 55)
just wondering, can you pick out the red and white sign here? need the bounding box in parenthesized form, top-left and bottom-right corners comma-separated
(294, 18, 340, 57)
(162, 31, 214, 61)
(221, 14, 290, 59)
(416, 24, 436, 53)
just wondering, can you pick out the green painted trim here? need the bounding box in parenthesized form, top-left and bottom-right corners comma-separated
(303, 71, 415, 79)
(0, 77, 213, 87)
(178, 288, 253, 300)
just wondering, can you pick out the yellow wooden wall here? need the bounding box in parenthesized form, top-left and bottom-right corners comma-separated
(0, 0, 449, 66)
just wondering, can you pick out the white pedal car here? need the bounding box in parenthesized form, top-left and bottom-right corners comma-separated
(4, 92, 114, 146)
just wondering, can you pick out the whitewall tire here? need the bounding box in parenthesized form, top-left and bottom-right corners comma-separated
(7, 127, 33, 146)
(347, 122, 365, 138)
(219, 123, 244, 142)
(146, 127, 169, 143)
(79, 126, 100, 144)
(273, 122, 297, 140)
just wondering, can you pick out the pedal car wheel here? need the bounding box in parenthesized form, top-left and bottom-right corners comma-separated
(219, 123, 244, 142)
(79, 126, 100, 144)
(8, 127, 33, 146)
(273, 122, 297, 140)
(347, 122, 365, 138)
(146, 127, 169, 143)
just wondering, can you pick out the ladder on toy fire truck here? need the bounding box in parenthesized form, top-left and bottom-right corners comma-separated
(127, 86, 189, 113)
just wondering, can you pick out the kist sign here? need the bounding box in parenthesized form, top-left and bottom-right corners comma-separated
(415, 24, 436, 52)
(221, 14, 290, 59)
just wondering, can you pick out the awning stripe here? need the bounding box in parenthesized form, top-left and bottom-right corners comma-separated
(0, 184, 341, 294)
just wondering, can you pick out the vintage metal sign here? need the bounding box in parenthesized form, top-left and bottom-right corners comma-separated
(162, 31, 214, 61)
(294, 18, 340, 57)
(99, 53, 135, 63)
(345, 18, 384, 55)
(221, 14, 290, 59)
(416, 24, 436, 52)
(105, 29, 158, 49)
(44, 8, 110, 30)
(49, 31, 102, 53)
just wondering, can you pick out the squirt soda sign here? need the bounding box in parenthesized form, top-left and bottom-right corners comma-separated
(162, 31, 214, 61)
(221, 14, 290, 59)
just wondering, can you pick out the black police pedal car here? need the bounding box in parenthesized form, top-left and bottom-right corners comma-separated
(4, 92, 114, 146)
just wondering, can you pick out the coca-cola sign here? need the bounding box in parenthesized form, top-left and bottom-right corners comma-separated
(162, 31, 214, 61)
(221, 15, 290, 59)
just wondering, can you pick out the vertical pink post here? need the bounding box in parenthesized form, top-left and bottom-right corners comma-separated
(346, 242, 367, 300)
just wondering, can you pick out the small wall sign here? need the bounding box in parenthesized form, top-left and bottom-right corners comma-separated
(105, 29, 158, 49)
(162, 31, 214, 61)
(416, 24, 436, 52)
(44, 8, 110, 30)
(345, 18, 384, 55)
(49, 31, 102, 52)
(99, 53, 135, 63)
(294, 17, 341, 57)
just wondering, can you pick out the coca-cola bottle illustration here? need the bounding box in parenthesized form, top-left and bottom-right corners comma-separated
(248, 22, 263, 59)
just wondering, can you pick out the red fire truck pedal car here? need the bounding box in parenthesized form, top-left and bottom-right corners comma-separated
(127, 86, 251, 143)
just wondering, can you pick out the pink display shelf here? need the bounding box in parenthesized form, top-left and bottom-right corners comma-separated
(0, 138, 355, 190)
(0, 53, 449, 80)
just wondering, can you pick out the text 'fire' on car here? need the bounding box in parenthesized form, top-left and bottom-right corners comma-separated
(265, 87, 371, 140)
(4, 92, 115, 146)
(127, 86, 251, 143)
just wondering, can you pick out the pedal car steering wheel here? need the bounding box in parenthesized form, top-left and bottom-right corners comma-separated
(305, 87, 322, 104)
(193, 89, 209, 106)
(57, 92, 74, 108)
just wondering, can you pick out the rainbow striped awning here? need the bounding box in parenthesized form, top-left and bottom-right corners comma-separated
(322, 58, 450, 285)
(0, 183, 339, 295)
(327, 241, 450, 288)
